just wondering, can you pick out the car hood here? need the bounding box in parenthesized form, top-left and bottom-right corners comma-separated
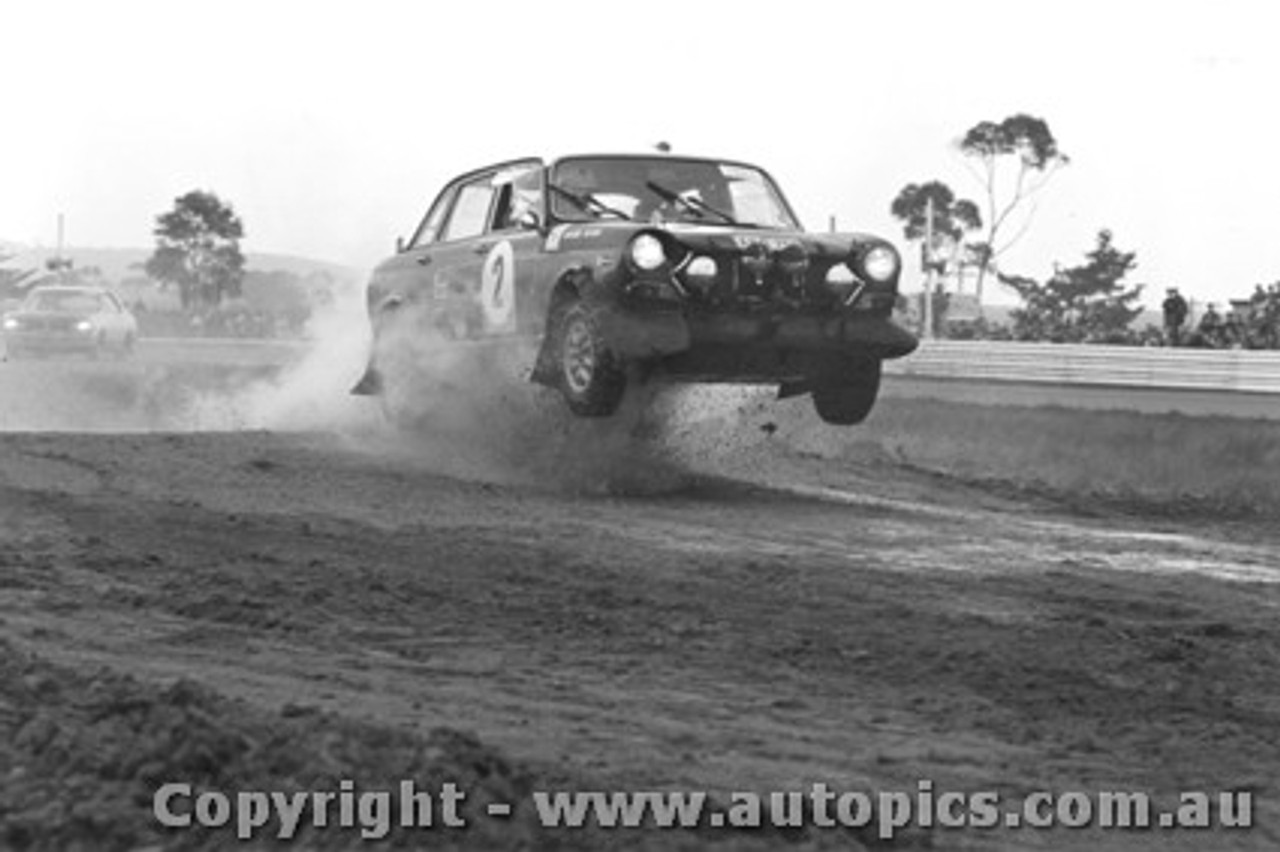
(7, 310, 95, 324)
(650, 223, 890, 264)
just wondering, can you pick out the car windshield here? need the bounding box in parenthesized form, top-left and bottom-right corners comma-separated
(23, 290, 103, 313)
(548, 157, 799, 229)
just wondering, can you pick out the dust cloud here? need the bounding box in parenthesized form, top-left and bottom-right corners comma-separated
(303, 302, 780, 495)
(0, 293, 785, 495)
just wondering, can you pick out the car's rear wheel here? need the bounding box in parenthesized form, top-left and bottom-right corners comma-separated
(553, 301, 626, 417)
(809, 357, 882, 425)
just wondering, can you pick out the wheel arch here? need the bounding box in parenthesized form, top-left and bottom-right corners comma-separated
(531, 267, 593, 385)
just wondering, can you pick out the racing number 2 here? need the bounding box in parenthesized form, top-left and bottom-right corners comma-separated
(481, 241, 516, 332)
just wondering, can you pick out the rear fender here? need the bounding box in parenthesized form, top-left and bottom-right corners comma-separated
(349, 294, 407, 396)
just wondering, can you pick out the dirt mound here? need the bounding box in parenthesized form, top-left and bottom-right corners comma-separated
(0, 640, 519, 849)
(0, 641, 895, 851)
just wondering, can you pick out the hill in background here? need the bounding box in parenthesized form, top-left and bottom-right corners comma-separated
(0, 242, 361, 287)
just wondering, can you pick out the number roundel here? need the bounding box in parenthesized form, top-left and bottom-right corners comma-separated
(480, 240, 516, 331)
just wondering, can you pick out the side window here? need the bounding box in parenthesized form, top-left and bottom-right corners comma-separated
(408, 186, 457, 249)
(491, 167, 544, 232)
(439, 180, 496, 243)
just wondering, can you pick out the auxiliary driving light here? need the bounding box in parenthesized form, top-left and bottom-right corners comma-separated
(825, 263, 855, 287)
(75, 320, 94, 333)
(685, 255, 717, 281)
(824, 262, 857, 300)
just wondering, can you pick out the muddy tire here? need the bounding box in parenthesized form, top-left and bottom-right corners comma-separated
(552, 301, 626, 417)
(810, 358, 882, 426)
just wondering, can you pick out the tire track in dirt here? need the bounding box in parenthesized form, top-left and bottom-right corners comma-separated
(2, 431, 1279, 850)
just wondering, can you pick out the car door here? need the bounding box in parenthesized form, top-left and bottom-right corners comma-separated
(428, 173, 501, 338)
(101, 291, 132, 343)
(86, 292, 114, 344)
(366, 180, 460, 331)
(472, 161, 545, 339)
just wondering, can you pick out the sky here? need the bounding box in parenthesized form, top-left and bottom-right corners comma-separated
(2, 0, 1278, 307)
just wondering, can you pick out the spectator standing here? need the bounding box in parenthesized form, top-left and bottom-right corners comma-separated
(1161, 287, 1189, 345)
(1198, 303, 1223, 347)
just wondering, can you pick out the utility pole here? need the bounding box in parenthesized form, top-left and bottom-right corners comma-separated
(48, 213, 72, 282)
(922, 196, 935, 339)
(828, 214, 836, 234)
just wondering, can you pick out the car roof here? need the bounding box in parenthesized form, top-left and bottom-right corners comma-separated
(458, 152, 771, 180)
(28, 285, 110, 295)
(548, 152, 761, 168)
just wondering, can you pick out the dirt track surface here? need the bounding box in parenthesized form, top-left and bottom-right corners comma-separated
(2, 419, 1279, 850)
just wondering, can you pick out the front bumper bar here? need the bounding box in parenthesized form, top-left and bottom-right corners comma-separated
(604, 310, 918, 361)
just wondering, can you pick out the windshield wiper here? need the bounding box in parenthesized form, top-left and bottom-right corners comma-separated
(547, 184, 630, 220)
(644, 181, 738, 225)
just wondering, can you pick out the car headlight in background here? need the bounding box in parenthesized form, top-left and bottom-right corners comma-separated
(75, 319, 94, 333)
(860, 245, 899, 282)
(1, 317, 18, 331)
(628, 233, 667, 272)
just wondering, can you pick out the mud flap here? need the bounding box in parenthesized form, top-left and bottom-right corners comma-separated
(350, 363, 383, 396)
(777, 381, 810, 400)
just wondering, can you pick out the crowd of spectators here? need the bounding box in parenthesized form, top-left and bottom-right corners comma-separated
(1162, 283, 1280, 350)
(132, 302, 309, 340)
(930, 283, 1280, 349)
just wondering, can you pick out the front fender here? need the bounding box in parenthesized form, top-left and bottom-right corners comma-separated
(530, 301, 692, 387)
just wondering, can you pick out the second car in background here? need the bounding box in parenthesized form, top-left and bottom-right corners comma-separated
(1, 286, 139, 360)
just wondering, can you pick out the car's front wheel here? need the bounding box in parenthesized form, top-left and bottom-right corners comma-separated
(809, 357, 882, 425)
(553, 301, 626, 417)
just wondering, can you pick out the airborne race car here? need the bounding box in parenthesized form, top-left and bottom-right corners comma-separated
(353, 154, 917, 425)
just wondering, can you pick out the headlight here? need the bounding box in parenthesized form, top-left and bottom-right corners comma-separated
(1, 317, 18, 331)
(861, 245, 899, 282)
(628, 233, 667, 272)
(75, 320, 94, 333)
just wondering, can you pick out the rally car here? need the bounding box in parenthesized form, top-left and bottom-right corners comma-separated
(353, 154, 917, 425)
(2, 285, 138, 359)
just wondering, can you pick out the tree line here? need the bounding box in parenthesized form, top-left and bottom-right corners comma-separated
(890, 113, 1280, 349)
